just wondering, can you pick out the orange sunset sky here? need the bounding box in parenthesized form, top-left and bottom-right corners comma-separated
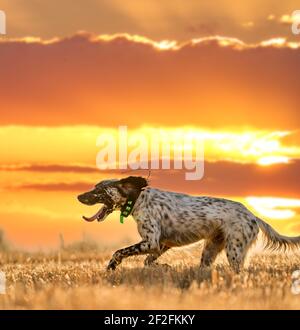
(0, 0, 300, 249)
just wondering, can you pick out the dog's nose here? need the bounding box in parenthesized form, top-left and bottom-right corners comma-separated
(77, 194, 86, 203)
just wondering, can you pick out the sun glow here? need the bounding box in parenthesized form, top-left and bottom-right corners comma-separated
(257, 156, 290, 166)
(1, 126, 299, 166)
(1, 126, 299, 247)
(246, 197, 300, 220)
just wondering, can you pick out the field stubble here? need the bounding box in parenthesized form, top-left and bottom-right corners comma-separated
(0, 242, 300, 310)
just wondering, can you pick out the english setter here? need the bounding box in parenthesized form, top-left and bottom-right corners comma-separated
(78, 176, 300, 272)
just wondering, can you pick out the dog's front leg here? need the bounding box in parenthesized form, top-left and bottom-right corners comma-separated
(107, 218, 160, 271)
(107, 240, 158, 270)
(144, 244, 170, 266)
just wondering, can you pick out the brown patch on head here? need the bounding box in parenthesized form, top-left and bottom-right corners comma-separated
(116, 176, 148, 199)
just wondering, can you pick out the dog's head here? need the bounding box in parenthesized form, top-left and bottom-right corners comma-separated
(77, 176, 148, 222)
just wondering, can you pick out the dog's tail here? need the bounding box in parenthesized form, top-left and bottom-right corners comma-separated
(256, 217, 300, 251)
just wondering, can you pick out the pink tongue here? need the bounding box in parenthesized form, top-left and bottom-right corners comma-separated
(82, 206, 105, 222)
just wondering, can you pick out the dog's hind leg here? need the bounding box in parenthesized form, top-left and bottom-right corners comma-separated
(225, 222, 259, 273)
(144, 244, 170, 266)
(200, 229, 225, 273)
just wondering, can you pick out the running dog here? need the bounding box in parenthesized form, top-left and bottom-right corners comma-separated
(78, 176, 300, 272)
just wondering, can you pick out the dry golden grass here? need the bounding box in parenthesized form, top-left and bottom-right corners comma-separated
(1, 243, 300, 310)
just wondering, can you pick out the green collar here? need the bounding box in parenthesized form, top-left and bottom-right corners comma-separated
(120, 200, 134, 224)
(119, 188, 145, 224)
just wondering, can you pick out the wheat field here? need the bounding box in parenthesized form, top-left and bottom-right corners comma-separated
(0, 239, 300, 310)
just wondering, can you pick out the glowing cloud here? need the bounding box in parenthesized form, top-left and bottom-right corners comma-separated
(246, 197, 300, 220)
(257, 156, 290, 166)
(2, 33, 300, 50)
(1, 126, 300, 166)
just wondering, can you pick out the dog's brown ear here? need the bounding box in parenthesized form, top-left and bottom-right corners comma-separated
(117, 176, 148, 196)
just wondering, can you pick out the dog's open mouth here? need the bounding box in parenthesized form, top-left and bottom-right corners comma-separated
(82, 204, 112, 222)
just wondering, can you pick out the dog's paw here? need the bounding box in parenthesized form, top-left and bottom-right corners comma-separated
(144, 256, 156, 267)
(198, 267, 212, 281)
(106, 260, 117, 271)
